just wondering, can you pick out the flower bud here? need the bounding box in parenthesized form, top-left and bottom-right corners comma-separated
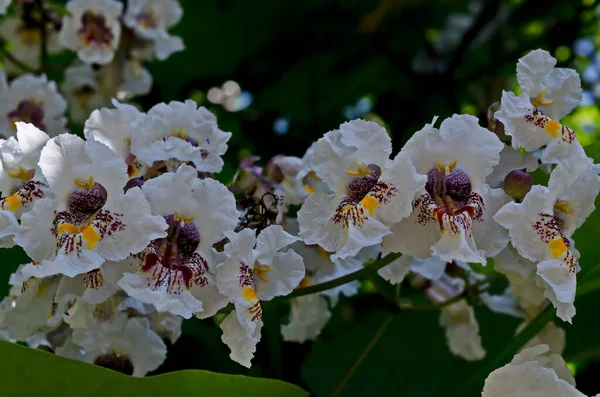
(503, 169, 532, 202)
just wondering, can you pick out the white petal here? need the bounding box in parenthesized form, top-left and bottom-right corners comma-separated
(494, 186, 555, 263)
(473, 185, 510, 257)
(542, 68, 582, 120)
(96, 187, 168, 261)
(255, 249, 305, 301)
(516, 49, 556, 97)
(536, 258, 577, 323)
(403, 114, 503, 189)
(220, 310, 262, 368)
(383, 206, 440, 259)
(309, 119, 392, 191)
(281, 295, 331, 343)
(376, 152, 427, 224)
(255, 225, 298, 259)
(495, 91, 554, 152)
(440, 301, 485, 361)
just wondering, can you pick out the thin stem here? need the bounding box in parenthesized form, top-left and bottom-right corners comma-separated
(286, 252, 401, 299)
(39, 9, 48, 73)
(0, 40, 37, 74)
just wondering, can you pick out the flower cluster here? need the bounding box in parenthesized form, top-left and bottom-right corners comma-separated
(0, 0, 183, 124)
(0, 18, 598, 392)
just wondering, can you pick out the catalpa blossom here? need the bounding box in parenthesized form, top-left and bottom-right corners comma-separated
(117, 165, 237, 319)
(482, 345, 587, 397)
(123, 0, 184, 61)
(217, 226, 305, 367)
(85, 99, 146, 179)
(427, 273, 486, 361)
(0, 72, 67, 138)
(298, 119, 425, 260)
(0, 123, 50, 246)
(130, 100, 232, 173)
(383, 114, 508, 264)
(16, 133, 167, 279)
(495, 49, 583, 164)
(494, 155, 600, 322)
(57, 317, 167, 377)
(59, 0, 123, 65)
(0, 271, 64, 341)
(0, 17, 62, 76)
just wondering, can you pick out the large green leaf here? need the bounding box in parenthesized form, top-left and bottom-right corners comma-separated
(301, 298, 520, 397)
(0, 341, 308, 397)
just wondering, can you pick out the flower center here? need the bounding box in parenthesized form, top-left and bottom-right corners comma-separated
(7, 166, 35, 181)
(168, 128, 199, 146)
(17, 24, 41, 46)
(7, 99, 46, 132)
(253, 262, 272, 282)
(346, 163, 381, 205)
(94, 353, 134, 375)
(77, 10, 114, 46)
(425, 161, 472, 213)
(154, 212, 199, 268)
(136, 9, 159, 29)
(530, 90, 554, 108)
(67, 177, 108, 218)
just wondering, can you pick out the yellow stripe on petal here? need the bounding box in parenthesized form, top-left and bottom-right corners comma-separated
(303, 184, 315, 195)
(544, 120, 561, 138)
(81, 225, 100, 249)
(4, 194, 21, 212)
(549, 238, 568, 259)
(360, 195, 379, 216)
(242, 287, 258, 302)
(57, 223, 79, 235)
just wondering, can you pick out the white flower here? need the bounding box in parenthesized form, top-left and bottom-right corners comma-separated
(16, 133, 167, 278)
(440, 300, 485, 361)
(486, 145, 539, 189)
(119, 60, 153, 98)
(123, 0, 184, 61)
(59, 0, 123, 65)
(482, 345, 584, 397)
(131, 100, 232, 173)
(0, 123, 50, 246)
(85, 99, 146, 178)
(378, 255, 447, 285)
(117, 165, 237, 319)
(0, 71, 67, 138)
(494, 155, 600, 322)
(281, 294, 331, 343)
(61, 63, 109, 123)
(59, 317, 167, 376)
(217, 225, 305, 367)
(383, 114, 506, 264)
(520, 322, 565, 355)
(298, 119, 425, 260)
(495, 49, 584, 164)
(0, 272, 64, 341)
(429, 274, 485, 361)
(0, 17, 62, 76)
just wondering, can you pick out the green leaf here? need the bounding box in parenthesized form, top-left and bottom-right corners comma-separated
(301, 299, 520, 397)
(0, 341, 308, 397)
